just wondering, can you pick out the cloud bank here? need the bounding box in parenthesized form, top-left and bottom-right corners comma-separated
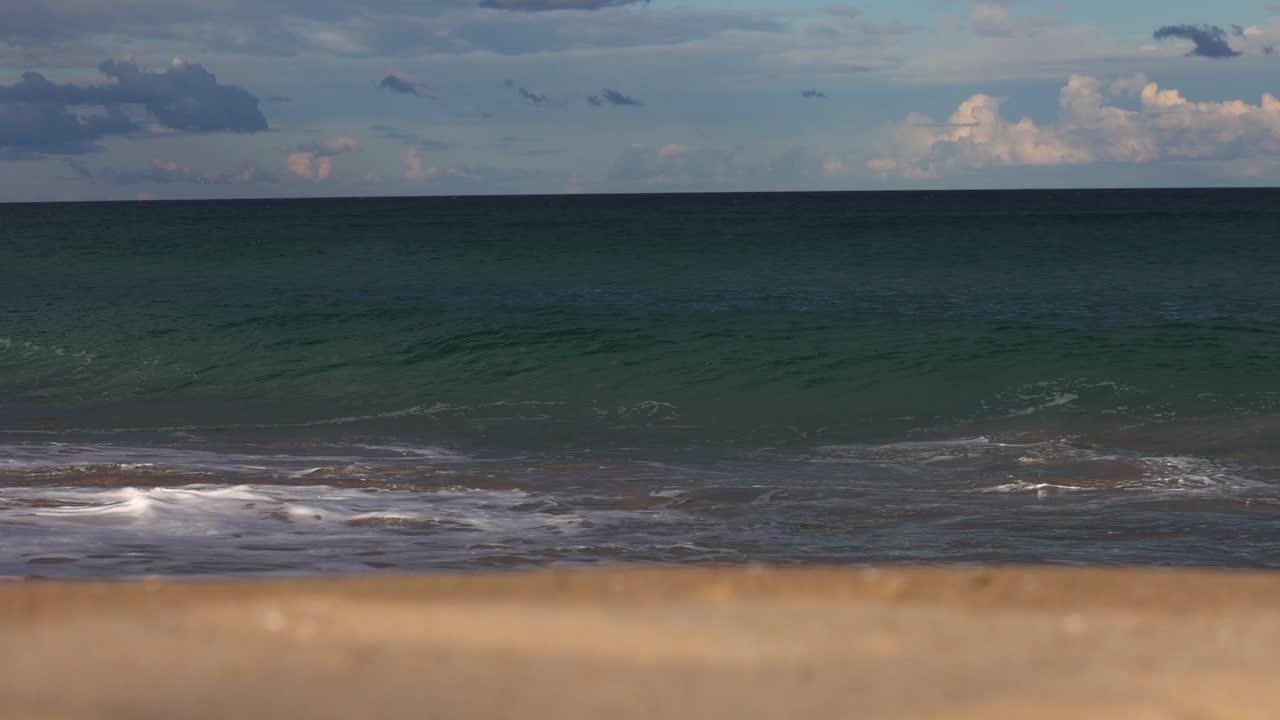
(0, 58, 266, 156)
(872, 74, 1280, 178)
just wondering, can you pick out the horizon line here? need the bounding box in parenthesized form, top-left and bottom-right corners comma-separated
(5, 185, 1280, 207)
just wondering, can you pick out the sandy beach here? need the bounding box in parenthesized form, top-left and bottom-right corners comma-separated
(3, 566, 1280, 719)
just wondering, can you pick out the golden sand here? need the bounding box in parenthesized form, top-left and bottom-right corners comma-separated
(3, 566, 1280, 719)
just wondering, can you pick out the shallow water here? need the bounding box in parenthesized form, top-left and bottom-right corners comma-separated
(2, 432, 1278, 576)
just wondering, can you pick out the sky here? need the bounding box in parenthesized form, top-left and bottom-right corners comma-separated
(2, 1, 1280, 201)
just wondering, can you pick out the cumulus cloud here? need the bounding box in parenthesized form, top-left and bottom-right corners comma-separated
(871, 95, 1087, 177)
(287, 153, 332, 181)
(1153, 24, 1242, 59)
(0, 58, 267, 156)
(871, 74, 1280, 178)
(378, 70, 433, 97)
(1236, 23, 1279, 56)
(479, 0, 650, 11)
(286, 136, 356, 181)
(103, 59, 267, 131)
(404, 147, 426, 180)
(801, 89, 828, 99)
(587, 88, 642, 106)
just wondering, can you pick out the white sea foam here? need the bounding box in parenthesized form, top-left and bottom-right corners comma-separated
(0, 336, 96, 365)
(649, 489, 686, 498)
(0, 481, 685, 576)
(1137, 456, 1265, 491)
(812, 436, 1264, 497)
(2, 434, 1276, 576)
(812, 437, 1088, 465)
(981, 482, 1092, 496)
(1007, 392, 1080, 417)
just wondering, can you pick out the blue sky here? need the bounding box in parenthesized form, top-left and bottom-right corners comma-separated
(2, 1, 1279, 200)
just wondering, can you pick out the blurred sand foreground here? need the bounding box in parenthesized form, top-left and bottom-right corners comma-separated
(2, 567, 1280, 719)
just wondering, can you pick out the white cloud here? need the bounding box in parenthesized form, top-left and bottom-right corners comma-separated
(1058, 75, 1158, 163)
(1236, 22, 1280, 55)
(309, 31, 368, 55)
(965, 0, 1064, 41)
(971, 1, 1014, 38)
(286, 152, 332, 181)
(95, 157, 270, 185)
(656, 143, 691, 161)
(872, 74, 1280, 178)
(821, 157, 851, 177)
(286, 136, 356, 181)
(1107, 73, 1150, 98)
(609, 143, 740, 187)
(904, 15, 1134, 85)
(404, 147, 425, 180)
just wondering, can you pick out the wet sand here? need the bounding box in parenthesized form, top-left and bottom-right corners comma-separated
(3, 566, 1280, 719)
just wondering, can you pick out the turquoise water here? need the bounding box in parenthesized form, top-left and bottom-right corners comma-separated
(1, 190, 1278, 575)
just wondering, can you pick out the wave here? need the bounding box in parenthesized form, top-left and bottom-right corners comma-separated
(809, 437, 1269, 495)
(0, 441, 471, 488)
(0, 482, 611, 576)
(4, 305, 1278, 445)
(3, 429, 1279, 576)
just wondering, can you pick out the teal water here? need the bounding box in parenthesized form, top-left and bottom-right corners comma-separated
(1, 190, 1278, 575)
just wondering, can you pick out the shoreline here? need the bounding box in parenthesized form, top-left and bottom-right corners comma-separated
(5, 566, 1280, 719)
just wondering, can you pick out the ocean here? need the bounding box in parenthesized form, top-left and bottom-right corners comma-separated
(2, 189, 1278, 576)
